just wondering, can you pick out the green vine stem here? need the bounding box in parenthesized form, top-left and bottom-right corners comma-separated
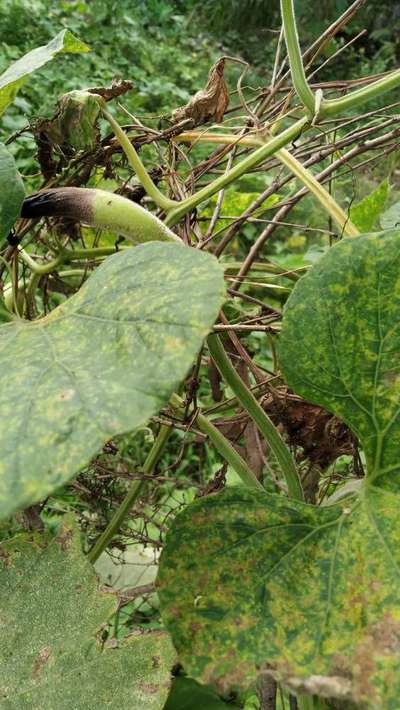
(87, 424, 172, 564)
(88, 390, 263, 564)
(322, 68, 400, 117)
(207, 334, 303, 500)
(102, 107, 177, 212)
(275, 146, 358, 236)
(165, 117, 309, 226)
(280, 0, 315, 115)
(280, 0, 400, 120)
(169, 393, 263, 490)
(174, 130, 358, 236)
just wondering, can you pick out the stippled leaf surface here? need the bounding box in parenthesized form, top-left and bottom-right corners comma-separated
(279, 229, 400, 480)
(0, 242, 225, 519)
(0, 518, 175, 709)
(158, 485, 400, 708)
(0, 142, 25, 245)
(0, 30, 90, 116)
(159, 230, 400, 707)
(349, 179, 389, 233)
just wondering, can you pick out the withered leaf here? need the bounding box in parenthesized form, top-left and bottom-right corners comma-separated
(172, 58, 229, 126)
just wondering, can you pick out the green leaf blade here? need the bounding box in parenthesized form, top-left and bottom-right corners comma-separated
(278, 229, 400, 478)
(0, 519, 175, 708)
(0, 142, 25, 245)
(350, 178, 389, 233)
(0, 30, 90, 116)
(158, 485, 400, 707)
(0, 242, 225, 519)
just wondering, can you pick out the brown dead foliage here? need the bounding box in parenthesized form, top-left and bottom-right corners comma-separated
(212, 386, 356, 471)
(172, 58, 229, 126)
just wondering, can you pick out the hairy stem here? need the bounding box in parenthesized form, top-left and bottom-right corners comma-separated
(207, 334, 303, 500)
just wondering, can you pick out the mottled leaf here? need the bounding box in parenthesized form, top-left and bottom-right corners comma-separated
(0, 242, 225, 519)
(0, 30, 90, 116)
(158, 484, 400, 708)
(279, 229, 400, 480)
(158, 229, 400, 707)
(0, 142, 25, 245)
(0, 518, 175, 708)
(380, 201, 400, 230)
(350, 179, 389, 233)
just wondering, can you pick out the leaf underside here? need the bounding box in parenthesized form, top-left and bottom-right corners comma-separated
(0, 242, 225, 519)
(158, 230, 400, 708)
(0, 519, 175, 709)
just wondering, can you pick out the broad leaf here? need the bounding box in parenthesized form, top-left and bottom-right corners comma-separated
(0, 30, 90, 116)
(0, 518, 175, 708)
(349, 178, 389, 233)
(158, 229, 400, 707)
(279, 229, 400, 479)
(0, 142, 25, 245)
(158, 485, 400, 708)
(0, 242, 225, 519)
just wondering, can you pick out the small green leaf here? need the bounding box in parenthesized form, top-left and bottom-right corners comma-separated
(0, 518, 175, 708)
(164, 677, 240, 710)
(349, 178, 389, 233)
(278, 229, 400, 479)
(0, 242, 225, 519)
(0, 142, 25, 245)
(380, 201, 400, 230)
(0, 30, 90, 116)
(158, 485, 400, 708)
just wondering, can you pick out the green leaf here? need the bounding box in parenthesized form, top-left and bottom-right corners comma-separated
(158, 484, 400, 708)
(164, 677, 239, 710)
(0, 30, 90, 116)
(380, 201, 400, 230)
(349, 178, 389, 233)
(0, 518, 175, 708)
(0, 142, 25, 245)
(0, 242, 225, 519)
(279, 229, 400, 480)
(158, 229, 400, 707)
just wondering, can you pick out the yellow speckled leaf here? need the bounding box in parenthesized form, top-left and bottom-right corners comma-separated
(158, 230, 400, 708)
(0, 518, 175, 709)
(0, 242, 225, 519)
(279, 229, 400, 483)
(158, 484, 400, 708)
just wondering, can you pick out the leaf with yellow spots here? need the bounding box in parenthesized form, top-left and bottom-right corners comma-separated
(0, 518, 175, 708)
(158, 485, 400, 708)
(0, 242, 225, 519)
(158, 230, 400, 707)
(279, 229, 400, 482)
